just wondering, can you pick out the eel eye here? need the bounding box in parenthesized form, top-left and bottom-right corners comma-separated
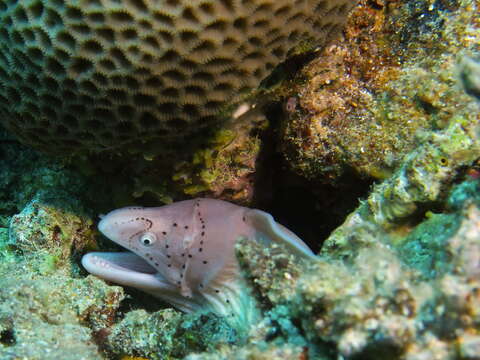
(139, 232, 157, 247)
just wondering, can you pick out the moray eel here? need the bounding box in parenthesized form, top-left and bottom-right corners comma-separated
(82, 198, 315, 330)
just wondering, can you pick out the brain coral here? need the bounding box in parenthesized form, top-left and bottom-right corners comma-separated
(0, 0, 354, 155)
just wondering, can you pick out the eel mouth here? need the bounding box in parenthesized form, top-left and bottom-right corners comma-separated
(82, 252, 160, 288)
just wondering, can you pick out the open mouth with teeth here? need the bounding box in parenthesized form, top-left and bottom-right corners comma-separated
(82, 252, 159, 287)
(81, 251, 204, 312)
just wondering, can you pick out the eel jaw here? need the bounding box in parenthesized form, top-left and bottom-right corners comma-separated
(81, 252, 162, 290)
(81, 252, 204, 313)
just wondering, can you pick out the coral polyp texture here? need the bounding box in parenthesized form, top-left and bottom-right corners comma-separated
(0, 0, 354, 155)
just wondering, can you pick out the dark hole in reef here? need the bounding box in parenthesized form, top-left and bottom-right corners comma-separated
(82, 40, 103, 55)
(199, 3, 214, 15)
(116, 121, 134, 133)
(81, 80, 99, 95)
(145, 76, 163, 88)
(162, 70, 186, 82)
(111, 11, 133, 23)
(117, 105, 135, 120)
(193, 40, 215, 54)
(117, 287, 167, 314)
(93, 107, 114, 122)
(140, 112, 158, 128)
(93, 72, 108, 86)
(143, 36, 158, 48)
(192, 72, 213, 83)
(254, 102, 373, 254)
(405, 200, 448, 230)
(99, 59, 115, 71)
(206, 20, 227, 31)
(122, 29, 137, 40)
(415, 95, 439, 115)
(107, 89, 127, 102)
(166, 0, 180, 7)
(134, 94, 156, 107)
(139, 19, 152, 30)
(0, 328, 15, 346)
(127, 0, 148, 12)
(71, 57, 93, 75)
(350, 341, 402, 360)
(88, 12, 104, 23)
(265, 172, 371, 254)
(111, 48, 131, 69)
(161, 50, 179, 62)
(72, 24, 90, 36)
(185, 85, 205, 97)
(96, 28, 115, 43)
(46, 57, 65, 76)
(154, 12, 173, 27)
(180, 31, 197, 44)
(124, 76, 139, 90)
(57, 31, 76, 50)
(54, 44, 71, 60)
(219, 0, 234, 11)
(159, 30, 173, 44)
(366, 0, 384, 10)
(182, 7, 198, 24)
(162, 87, 179, 98)
(66, 6, 83, 20)
(14, 7, 28, 23)
(260, 50, 317, 89)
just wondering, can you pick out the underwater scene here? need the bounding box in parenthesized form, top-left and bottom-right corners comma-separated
(0, 0, 479, 359)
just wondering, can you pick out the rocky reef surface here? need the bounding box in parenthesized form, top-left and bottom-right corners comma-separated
(0, 0, 479, 359)
(278, 0, 479, 184)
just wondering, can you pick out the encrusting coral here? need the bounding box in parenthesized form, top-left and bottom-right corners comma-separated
(0, 251, 125, 359)
(322, 111, 480, 257)
(221, 42, 480, 357)
(9, 193, 95, 261)
(279, 0, 479, 183)
(172, 108, 268, 204)
(0, 128, 88, 215)
(232, 177, 480, 359)
(0, 0, 355, 155)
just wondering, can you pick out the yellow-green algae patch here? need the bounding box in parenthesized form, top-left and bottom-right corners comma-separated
(172, 109, 268, 205)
